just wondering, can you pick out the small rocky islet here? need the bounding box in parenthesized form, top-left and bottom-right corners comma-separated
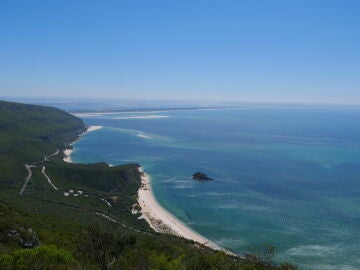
(192, 172, 213, 181)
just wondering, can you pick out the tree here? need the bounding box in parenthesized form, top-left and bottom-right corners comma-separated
(79, 222, 136, 270)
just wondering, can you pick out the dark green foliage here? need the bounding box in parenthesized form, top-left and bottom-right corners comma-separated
(0, 245, 75, 270)
(78, 222, 136, 270)
(45, 161, 140, 194)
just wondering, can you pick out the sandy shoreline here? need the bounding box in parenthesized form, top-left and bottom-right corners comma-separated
(63, 125, 103, 163)
(136, 166, 229, 253)
(62, 125, 230, 254)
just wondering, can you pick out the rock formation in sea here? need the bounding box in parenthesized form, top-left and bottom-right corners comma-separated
(192, 172, 213, 180)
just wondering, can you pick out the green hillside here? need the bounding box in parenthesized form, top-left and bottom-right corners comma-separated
(0, 100, 85, 183)
(0, 100, 296, 270)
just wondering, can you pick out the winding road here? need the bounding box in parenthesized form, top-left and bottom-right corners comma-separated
(19, 164, 35, 195)
(44, 149, 59, 162)
(41, 166, 58, 190)
(19, 149, 60, 195)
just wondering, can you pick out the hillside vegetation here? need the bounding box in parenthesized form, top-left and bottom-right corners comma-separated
(0, 100, 296, 269)
(0, 101, 85, 183)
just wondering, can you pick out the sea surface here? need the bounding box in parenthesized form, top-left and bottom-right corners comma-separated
(69, 107, 360, 269)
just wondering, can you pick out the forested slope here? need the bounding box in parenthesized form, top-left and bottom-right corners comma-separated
(0, 100, 85, 182)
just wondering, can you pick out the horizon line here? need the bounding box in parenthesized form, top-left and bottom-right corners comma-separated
(1, 96, 360, 107)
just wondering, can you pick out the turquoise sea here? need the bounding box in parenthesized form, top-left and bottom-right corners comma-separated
(70, 107, 360, 269)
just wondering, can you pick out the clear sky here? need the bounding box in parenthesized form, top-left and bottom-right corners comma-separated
(0, 0, 359, 104)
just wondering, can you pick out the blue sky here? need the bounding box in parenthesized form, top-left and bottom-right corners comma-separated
(0, 0, 359, 104)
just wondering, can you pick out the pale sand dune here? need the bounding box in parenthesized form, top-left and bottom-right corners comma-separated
(137, 133, 151, 139)
(63, 149, 73, 163)
(63, 126, 103, 163)
(86, 125, 103, 132)
(137, 167, 228, 252)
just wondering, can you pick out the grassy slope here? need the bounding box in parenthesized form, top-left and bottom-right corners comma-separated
(0, 100, 296, 269)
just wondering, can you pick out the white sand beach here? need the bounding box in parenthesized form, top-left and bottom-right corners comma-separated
(86, 125, 103, 132)
(137, 167, 227, 252)
(63, 125, 103, 163)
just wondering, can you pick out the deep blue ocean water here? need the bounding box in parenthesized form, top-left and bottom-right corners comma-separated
(70, 107, 360, 269)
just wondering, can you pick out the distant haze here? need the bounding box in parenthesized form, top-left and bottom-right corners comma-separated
(0, 1, 359, 104)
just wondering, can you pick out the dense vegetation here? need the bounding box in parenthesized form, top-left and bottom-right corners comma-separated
(0, 100, 296, 269)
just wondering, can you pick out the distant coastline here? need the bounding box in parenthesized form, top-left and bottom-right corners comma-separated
(70, 106, 246, 116)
